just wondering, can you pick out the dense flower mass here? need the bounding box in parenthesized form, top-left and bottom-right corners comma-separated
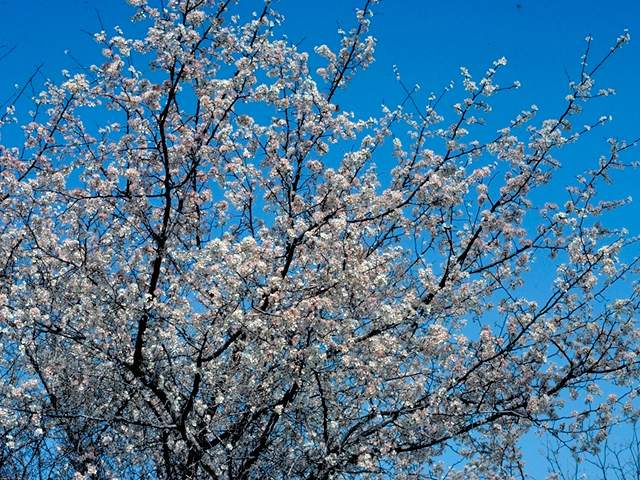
(0, 1, 638, 479)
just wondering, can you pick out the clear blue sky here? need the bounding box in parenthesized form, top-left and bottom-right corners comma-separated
(2, 0, 639, 128)
(1, 0, 639, 477)
(1, 0, 638, 218)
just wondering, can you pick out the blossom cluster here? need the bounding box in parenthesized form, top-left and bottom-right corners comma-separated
(0, 1, 637, 480)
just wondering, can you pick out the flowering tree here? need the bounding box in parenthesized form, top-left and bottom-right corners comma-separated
(0, 0, 639, 479)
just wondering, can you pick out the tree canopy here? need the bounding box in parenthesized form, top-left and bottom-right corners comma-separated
(0, 1, 639, 479)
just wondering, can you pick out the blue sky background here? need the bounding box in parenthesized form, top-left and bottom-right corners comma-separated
(1, 0, 638, 222)
(1, 0, 639, 478)
(2, 0, 639, 129)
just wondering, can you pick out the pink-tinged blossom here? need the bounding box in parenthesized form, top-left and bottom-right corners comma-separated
(0, 2, 637, 480)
